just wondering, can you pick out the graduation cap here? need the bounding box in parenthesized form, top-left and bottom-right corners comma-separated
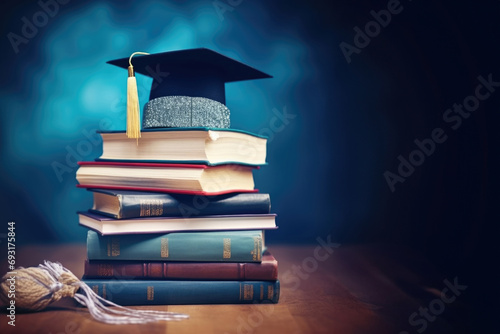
(107, 48, 272, 139)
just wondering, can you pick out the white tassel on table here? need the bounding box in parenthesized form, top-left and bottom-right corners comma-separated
(0, 261, 188, 324)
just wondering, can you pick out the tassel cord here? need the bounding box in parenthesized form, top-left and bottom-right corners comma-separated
(129, 52, 150, 66)
(1, 261, 188, 324)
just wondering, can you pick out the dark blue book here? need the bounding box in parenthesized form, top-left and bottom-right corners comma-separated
(89, 189, 271, 219)
(83, 279, 280, 305)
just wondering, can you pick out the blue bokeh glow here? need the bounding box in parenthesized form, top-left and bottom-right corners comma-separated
(1, 0, 351, 243)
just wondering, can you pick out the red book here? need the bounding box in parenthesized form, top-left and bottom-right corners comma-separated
(76, 161, 258, 195)
(83, 251, 278, 281)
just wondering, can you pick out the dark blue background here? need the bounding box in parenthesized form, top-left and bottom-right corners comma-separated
(0, 0, 345, 245)
(1, 0, 499, 329)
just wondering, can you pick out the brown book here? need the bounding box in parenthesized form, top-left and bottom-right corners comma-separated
(83, 251, 278, 281)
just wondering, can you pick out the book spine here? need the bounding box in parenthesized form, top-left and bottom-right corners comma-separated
(109, 193, 271, 219)
(83, 280, 280, 305)
(119, 193, 173, 219)
(87, 230, 263, 262)
(84, 258, 278, 280)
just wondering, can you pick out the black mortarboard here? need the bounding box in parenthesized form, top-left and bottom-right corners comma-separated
(107, 48, 272, 132)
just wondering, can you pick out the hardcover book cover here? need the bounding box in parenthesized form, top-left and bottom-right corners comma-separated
(96, 127, 268, 166)
(83, 279, 280, 305)
(89, 189, 271, 219)
(86, 229, 264, 262)
(76, 161, 258, 195)
(78, 210, 277, 235)
(84, 251, 278, 280)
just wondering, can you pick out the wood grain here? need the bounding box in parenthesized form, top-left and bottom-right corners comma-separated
(0, 243, 470, 334)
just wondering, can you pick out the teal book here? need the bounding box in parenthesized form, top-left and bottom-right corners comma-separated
(83, 279, 280, 305)
(86, 230, 263, 262)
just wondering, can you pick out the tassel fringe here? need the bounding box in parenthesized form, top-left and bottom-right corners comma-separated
(126, 73, 141, 140)
(0, 261, 188, 324)
(126, 52, 150, 141)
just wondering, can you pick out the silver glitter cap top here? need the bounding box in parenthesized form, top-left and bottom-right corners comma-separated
(143, 96, 230, 128)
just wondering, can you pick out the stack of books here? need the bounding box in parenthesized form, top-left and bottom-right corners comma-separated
(76, 128, 280, 305)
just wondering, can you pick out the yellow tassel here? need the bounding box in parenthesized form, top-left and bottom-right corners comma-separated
(127, 66, 140, 140)
(126, 52, 150, 141)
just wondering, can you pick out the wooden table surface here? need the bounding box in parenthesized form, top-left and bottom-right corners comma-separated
(0, 243, 471, 334)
